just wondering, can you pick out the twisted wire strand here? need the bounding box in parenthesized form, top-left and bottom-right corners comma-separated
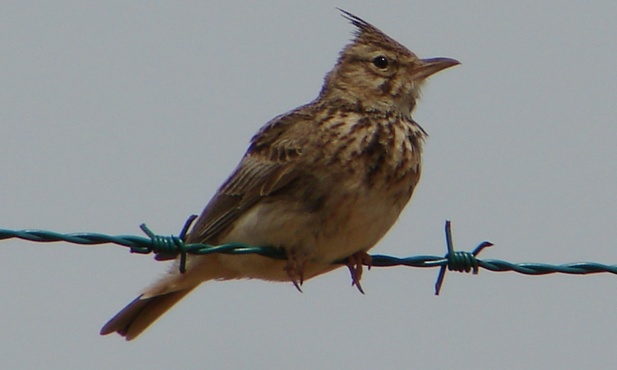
(2, 220, 616, 295)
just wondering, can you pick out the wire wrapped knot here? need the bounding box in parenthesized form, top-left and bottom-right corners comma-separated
(446, 250, 480, 273)
(137, 216, 196, 273)
(434, 221, 493, 295)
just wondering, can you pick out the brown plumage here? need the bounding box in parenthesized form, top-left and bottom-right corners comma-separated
(100, 9, 459, 340)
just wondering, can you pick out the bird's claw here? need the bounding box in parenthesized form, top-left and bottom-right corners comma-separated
(285, 253, 307, 293)
(345, 251, 372, 294)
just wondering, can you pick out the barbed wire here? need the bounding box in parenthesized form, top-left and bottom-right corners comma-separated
(2, 219, 616, 295)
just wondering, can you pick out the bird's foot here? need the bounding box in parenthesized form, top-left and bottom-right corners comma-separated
(285, 251, 307, 293)
(345, 251, 372, 294)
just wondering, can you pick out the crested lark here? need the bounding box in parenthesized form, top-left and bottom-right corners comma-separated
(101, 9, 459, 340)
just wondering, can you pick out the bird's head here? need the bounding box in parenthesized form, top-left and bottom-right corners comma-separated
(320, 9, 459, 116)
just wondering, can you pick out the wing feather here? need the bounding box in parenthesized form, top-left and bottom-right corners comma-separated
(186, 110, 311, 244)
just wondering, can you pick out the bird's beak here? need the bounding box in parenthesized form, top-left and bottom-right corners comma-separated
(412, 57, 460, 80)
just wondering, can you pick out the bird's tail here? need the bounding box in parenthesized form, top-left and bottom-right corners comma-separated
(100, 288, 194, 340)
(101, 255, 228, 340)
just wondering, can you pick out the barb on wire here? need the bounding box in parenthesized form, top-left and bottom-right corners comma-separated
(2, 218, 617, 295)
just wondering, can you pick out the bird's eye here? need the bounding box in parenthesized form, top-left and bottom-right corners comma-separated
(372, 55, 389, 69)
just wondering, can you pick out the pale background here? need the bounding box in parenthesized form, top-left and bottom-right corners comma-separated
(2, 1, 617, 369)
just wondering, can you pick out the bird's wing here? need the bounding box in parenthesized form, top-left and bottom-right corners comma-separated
(185, 111, 311, 244)
(186, 158, 300, 244)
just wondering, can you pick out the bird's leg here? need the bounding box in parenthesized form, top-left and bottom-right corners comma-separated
(345, 251, 372, 294)
(284, 248, 307, 293)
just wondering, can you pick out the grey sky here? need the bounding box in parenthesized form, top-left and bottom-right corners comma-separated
(1, 1, 617, 369)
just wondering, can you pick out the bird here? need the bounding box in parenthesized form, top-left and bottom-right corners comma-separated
(100, 9, 459, 340)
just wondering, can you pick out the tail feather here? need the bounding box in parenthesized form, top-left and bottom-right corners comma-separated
(101, 255, 235, 340)
(100, 288, 193, 341)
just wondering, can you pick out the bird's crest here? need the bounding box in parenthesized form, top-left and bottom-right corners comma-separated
(337, 8, 409, 53)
